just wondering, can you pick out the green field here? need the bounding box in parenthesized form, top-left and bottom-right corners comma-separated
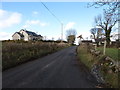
(97, 47, 119, 61)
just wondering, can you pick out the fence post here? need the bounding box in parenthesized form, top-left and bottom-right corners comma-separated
(103, 40, 106, 55)
(93, 44, 97, 50)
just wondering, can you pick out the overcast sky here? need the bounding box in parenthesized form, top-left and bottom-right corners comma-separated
(1, 1, 116, 43)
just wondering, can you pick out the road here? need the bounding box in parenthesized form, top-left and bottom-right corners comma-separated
(3, 46, 98, 88)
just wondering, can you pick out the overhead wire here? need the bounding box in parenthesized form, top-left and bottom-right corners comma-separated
(40, 0, 63, 41)
(40, 1, 62, 24)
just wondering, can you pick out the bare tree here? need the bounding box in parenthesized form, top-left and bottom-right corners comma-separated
(90, 28, 104, 39)
(88, 1, 119, 45)
(94, 11, 118, 45)
(66, 29, 77, 44)
(90, 28, 97, 40)
(90, 28, 104, 46)
(66, 29, 77, 37)
(87, 1, 119, 15)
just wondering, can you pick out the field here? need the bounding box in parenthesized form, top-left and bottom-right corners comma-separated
(2, 40, 69, 70)
(97, 47, 119, 61)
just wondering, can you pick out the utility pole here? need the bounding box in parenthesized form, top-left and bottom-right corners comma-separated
(61, 23, 63, 43)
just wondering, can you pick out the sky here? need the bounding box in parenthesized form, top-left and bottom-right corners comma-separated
(0, 1, 116, 44)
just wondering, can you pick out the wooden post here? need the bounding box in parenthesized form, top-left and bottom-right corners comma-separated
(95, 44, 97, 51)
(103, 40, 106, 55)
(93, 44, 97, 50)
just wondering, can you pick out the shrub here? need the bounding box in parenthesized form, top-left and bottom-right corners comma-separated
(2, 41, 69, 70)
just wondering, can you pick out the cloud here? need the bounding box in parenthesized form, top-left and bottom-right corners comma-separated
(22, 25, 29, 28)
(77, 32, 91, 39)
(0, 32, 12, 40)
(27, 20, 40, 25)
(0, 9, 22, 29)
(32, 11, 39, 15)
(22, 20, 48, 28)
(65, 22, 75, 30)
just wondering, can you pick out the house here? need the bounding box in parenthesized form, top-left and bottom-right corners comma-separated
(81, 40, 92, 43)
(95, 38, 106, 45)
(12, 29, 43, 41)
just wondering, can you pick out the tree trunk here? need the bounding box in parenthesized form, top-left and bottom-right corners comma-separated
(105, 29, 111, 46)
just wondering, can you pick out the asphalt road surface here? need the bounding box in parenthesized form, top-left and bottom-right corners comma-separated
(3, 46, 98, 88)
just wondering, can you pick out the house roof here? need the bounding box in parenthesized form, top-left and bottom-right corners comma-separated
(25, 30, 43, 37)
(12, 32, 24, 37)
(38, 35, 43, 37)
(25, 30, 38, 36)
(17, 32, 24, 37)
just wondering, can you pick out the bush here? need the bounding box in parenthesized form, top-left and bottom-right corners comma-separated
(2, 41, 69, 70)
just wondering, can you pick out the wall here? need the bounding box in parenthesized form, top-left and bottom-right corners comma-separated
(19, 30, 29, 41)
(12, 33, 21, 40)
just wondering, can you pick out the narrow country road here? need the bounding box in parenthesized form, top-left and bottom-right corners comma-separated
(3, 46, 98, 88)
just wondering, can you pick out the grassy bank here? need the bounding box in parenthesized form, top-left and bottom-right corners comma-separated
(77, 44, 94, 69)
(2, 41, 69, 70)
(77, 44, 119, 88)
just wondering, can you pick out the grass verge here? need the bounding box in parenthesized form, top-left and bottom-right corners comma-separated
(77, 44, 94, 69)
(77, 44, 119, 88)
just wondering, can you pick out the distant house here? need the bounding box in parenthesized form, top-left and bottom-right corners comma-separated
(12, 29, 43, 41)
(82, 40, 92, 43)
(95, 38, 106, 45)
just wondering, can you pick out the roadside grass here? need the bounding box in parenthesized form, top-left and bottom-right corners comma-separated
(2, 41, 69, 70)
(77, 44, 119, 88)
(97, 47, 119, 61)
(77, 44, 94, 69)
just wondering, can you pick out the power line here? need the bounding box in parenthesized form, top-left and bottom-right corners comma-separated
(40, 1, 62, 24)
(40, 1, 63, 41)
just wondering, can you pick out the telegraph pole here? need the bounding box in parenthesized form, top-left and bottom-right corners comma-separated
(61, 23, 63, 42)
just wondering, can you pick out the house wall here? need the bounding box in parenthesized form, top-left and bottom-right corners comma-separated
(38, 36, 43, 40)
(28, 35, 35, 40)
(12, 33, 21, 40)
(19, 30, 29, 41)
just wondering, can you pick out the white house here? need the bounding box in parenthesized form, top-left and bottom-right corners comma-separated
(12, 29, 43, 41)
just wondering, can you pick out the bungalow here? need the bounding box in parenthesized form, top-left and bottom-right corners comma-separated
(12, 29, 43, 41)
